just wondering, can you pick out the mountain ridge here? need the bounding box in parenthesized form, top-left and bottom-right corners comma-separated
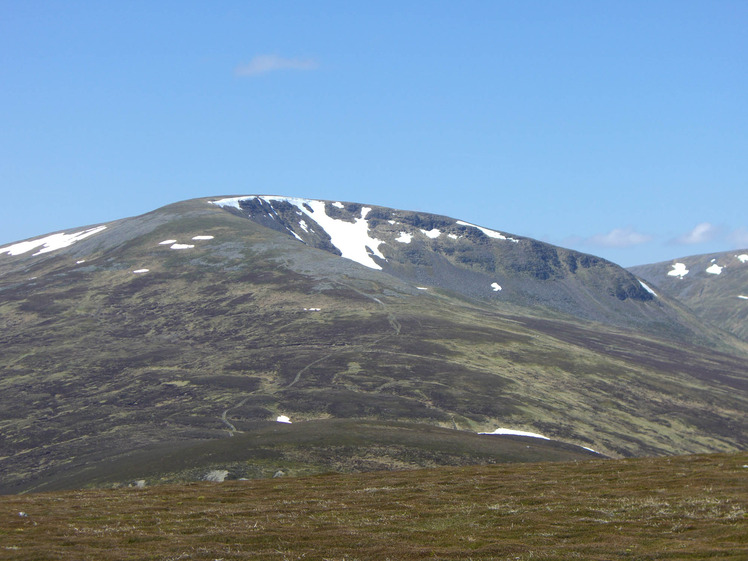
(629, 249, 748, 341)
(3, 194, 739, 347)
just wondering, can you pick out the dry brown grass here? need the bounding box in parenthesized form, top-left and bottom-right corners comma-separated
(2, 453, 746, 560)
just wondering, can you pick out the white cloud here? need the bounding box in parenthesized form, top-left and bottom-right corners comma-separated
(235, 54, 318, 77)
(673, 222, 718, 245)
(585, 228, 652, 248)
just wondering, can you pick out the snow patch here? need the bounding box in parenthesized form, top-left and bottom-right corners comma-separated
(491, 282, 502, 292)
(478, 428, 550, 440)
(737, 254, 748, 263)
(218, 197, 386, 270)
(211, 198, 242, 210)
(303, 307, 321, 311)
(420, 228, 441, 239)
(192, 235, 214, 240)
(276, 415, 292, 423)
(395, 232, 413, 243)
(448, 233, 459, 240)
(706, 263, 723, 275)
(132, 269, 149, 274)
(170, 243, 194, 250)
(639, 281, 657, 297)
(159, 239, 177, 245)
(667, 263, 689, 278)
(332, 202, 344, 209)
(456, 220, 519, 243)
(0, 225, 107, 257)
(738, 295, 748, 300)
(299, 220, 309, 232)
(416, 287, 428, 290)
(76, 260, 86, 264)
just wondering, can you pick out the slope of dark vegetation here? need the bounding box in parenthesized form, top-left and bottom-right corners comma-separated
(5, 420, 601, 494)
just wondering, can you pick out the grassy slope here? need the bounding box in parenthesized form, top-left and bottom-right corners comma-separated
(1, 453, 746, 560)
(8, 420, 602, 494)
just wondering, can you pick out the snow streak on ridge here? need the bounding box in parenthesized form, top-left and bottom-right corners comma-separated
(455, 220, 519, 243)
(0, 226, 107, 257)
(212, 196, 386, 270)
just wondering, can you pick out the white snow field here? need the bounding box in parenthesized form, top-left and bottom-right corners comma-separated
(213, 196, 386, 270)
(0, 225, 107, 257)
(478, 428, 550, 440)
(667, 263, 689, 278)
(456, 220, 519, 243)
(639, 281, 657, 297)
(420, 228, 441, 239)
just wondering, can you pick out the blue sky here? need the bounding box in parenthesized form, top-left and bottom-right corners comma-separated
(1, 1, 746, 266)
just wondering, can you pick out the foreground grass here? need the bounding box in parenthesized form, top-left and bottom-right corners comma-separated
(2, 453, 746, 560)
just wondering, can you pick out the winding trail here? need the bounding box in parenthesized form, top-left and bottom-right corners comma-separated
(220, 396, 249, 436)
(285, 352, 336, 389)
(219, 280, 403, 434)
(284, 280, 401, 390)
(337, 281, 401, 339)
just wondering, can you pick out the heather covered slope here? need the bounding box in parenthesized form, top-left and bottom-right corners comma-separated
(2, 453, 746, 560)
(629, 250, 748, 341)
(2, 420, 603, 494)
(1, 196, 746, 493)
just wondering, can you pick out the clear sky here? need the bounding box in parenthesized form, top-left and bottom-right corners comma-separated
(1, 1, 746, 266)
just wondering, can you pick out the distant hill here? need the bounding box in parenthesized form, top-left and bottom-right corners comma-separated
(1, 196, 746, 493)
(629, 250, 748, 340)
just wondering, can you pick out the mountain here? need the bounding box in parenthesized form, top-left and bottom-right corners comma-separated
(629, 250, 748, 341)
(211, 196, 692, 335)
(1, 196, 746, 493)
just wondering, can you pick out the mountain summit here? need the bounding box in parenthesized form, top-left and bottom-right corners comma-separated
(1, 196, 746, 492)
(211, 195, 663, 328)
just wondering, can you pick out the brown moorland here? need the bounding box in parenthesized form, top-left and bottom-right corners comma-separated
(2, 452, 746, 560)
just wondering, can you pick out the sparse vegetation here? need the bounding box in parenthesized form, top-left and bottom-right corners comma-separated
(1, 453, 745, 560)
